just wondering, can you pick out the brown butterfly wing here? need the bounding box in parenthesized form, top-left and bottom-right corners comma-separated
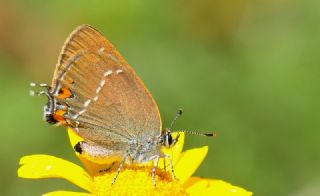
(50, 25, 162, 146)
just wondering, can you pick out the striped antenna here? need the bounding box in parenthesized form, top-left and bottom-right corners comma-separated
(168, 109, 216, 137)
(178, 130, 216, 137)
(168, 108, 183, 131)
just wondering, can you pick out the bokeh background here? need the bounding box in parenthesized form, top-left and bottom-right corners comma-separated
(1, 0, 319, 195)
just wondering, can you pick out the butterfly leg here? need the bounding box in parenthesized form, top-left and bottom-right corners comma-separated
(151, 156, 160, 187)
(164, 154, 177, 180)
(111, 154, 128, 185)
(163, 157, 167, 171)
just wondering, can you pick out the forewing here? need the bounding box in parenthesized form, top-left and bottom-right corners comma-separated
(50, 25, 162, 145)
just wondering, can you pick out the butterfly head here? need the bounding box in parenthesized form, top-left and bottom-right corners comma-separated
(161, 128, 180, 149)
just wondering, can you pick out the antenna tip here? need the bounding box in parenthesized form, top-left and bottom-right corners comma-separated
(205, 132, 217, 137)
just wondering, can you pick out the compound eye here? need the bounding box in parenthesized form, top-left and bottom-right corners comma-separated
(166, 133, 173, 147)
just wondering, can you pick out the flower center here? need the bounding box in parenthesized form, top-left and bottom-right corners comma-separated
(92, 165, 187, 196)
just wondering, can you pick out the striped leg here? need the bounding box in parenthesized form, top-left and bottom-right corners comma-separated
(163, 157, 167, 171)
(151, 156, 160, 187)
(111, 154, 128, 185)
(165, 154, 177, 180)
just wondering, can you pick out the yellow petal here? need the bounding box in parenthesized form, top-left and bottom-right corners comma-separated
(158, 132, 185, 170)
(18, 154, 92, 192)
(68, 128, 112, 176)
(68, 127, 83, 148)
(185, 177, 253, 195)
(174, 146, 208, 183)
(42, 191, 93, 196)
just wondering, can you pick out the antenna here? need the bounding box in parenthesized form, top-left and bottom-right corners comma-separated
(178, 130, 216, 137)
(168, 108, 217, 138)
(168, 108, 183, 131)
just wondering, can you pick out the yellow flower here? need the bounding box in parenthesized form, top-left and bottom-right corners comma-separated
(18, 128, 253, 196)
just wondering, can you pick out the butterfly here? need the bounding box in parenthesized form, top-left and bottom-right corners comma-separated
(30, 24, 214, 186)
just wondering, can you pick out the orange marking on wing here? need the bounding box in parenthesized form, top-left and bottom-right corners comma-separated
(53, 110, 67, 124)
(58, 87, 73, 99)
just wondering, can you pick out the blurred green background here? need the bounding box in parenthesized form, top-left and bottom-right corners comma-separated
(1, 0, 320, 195)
